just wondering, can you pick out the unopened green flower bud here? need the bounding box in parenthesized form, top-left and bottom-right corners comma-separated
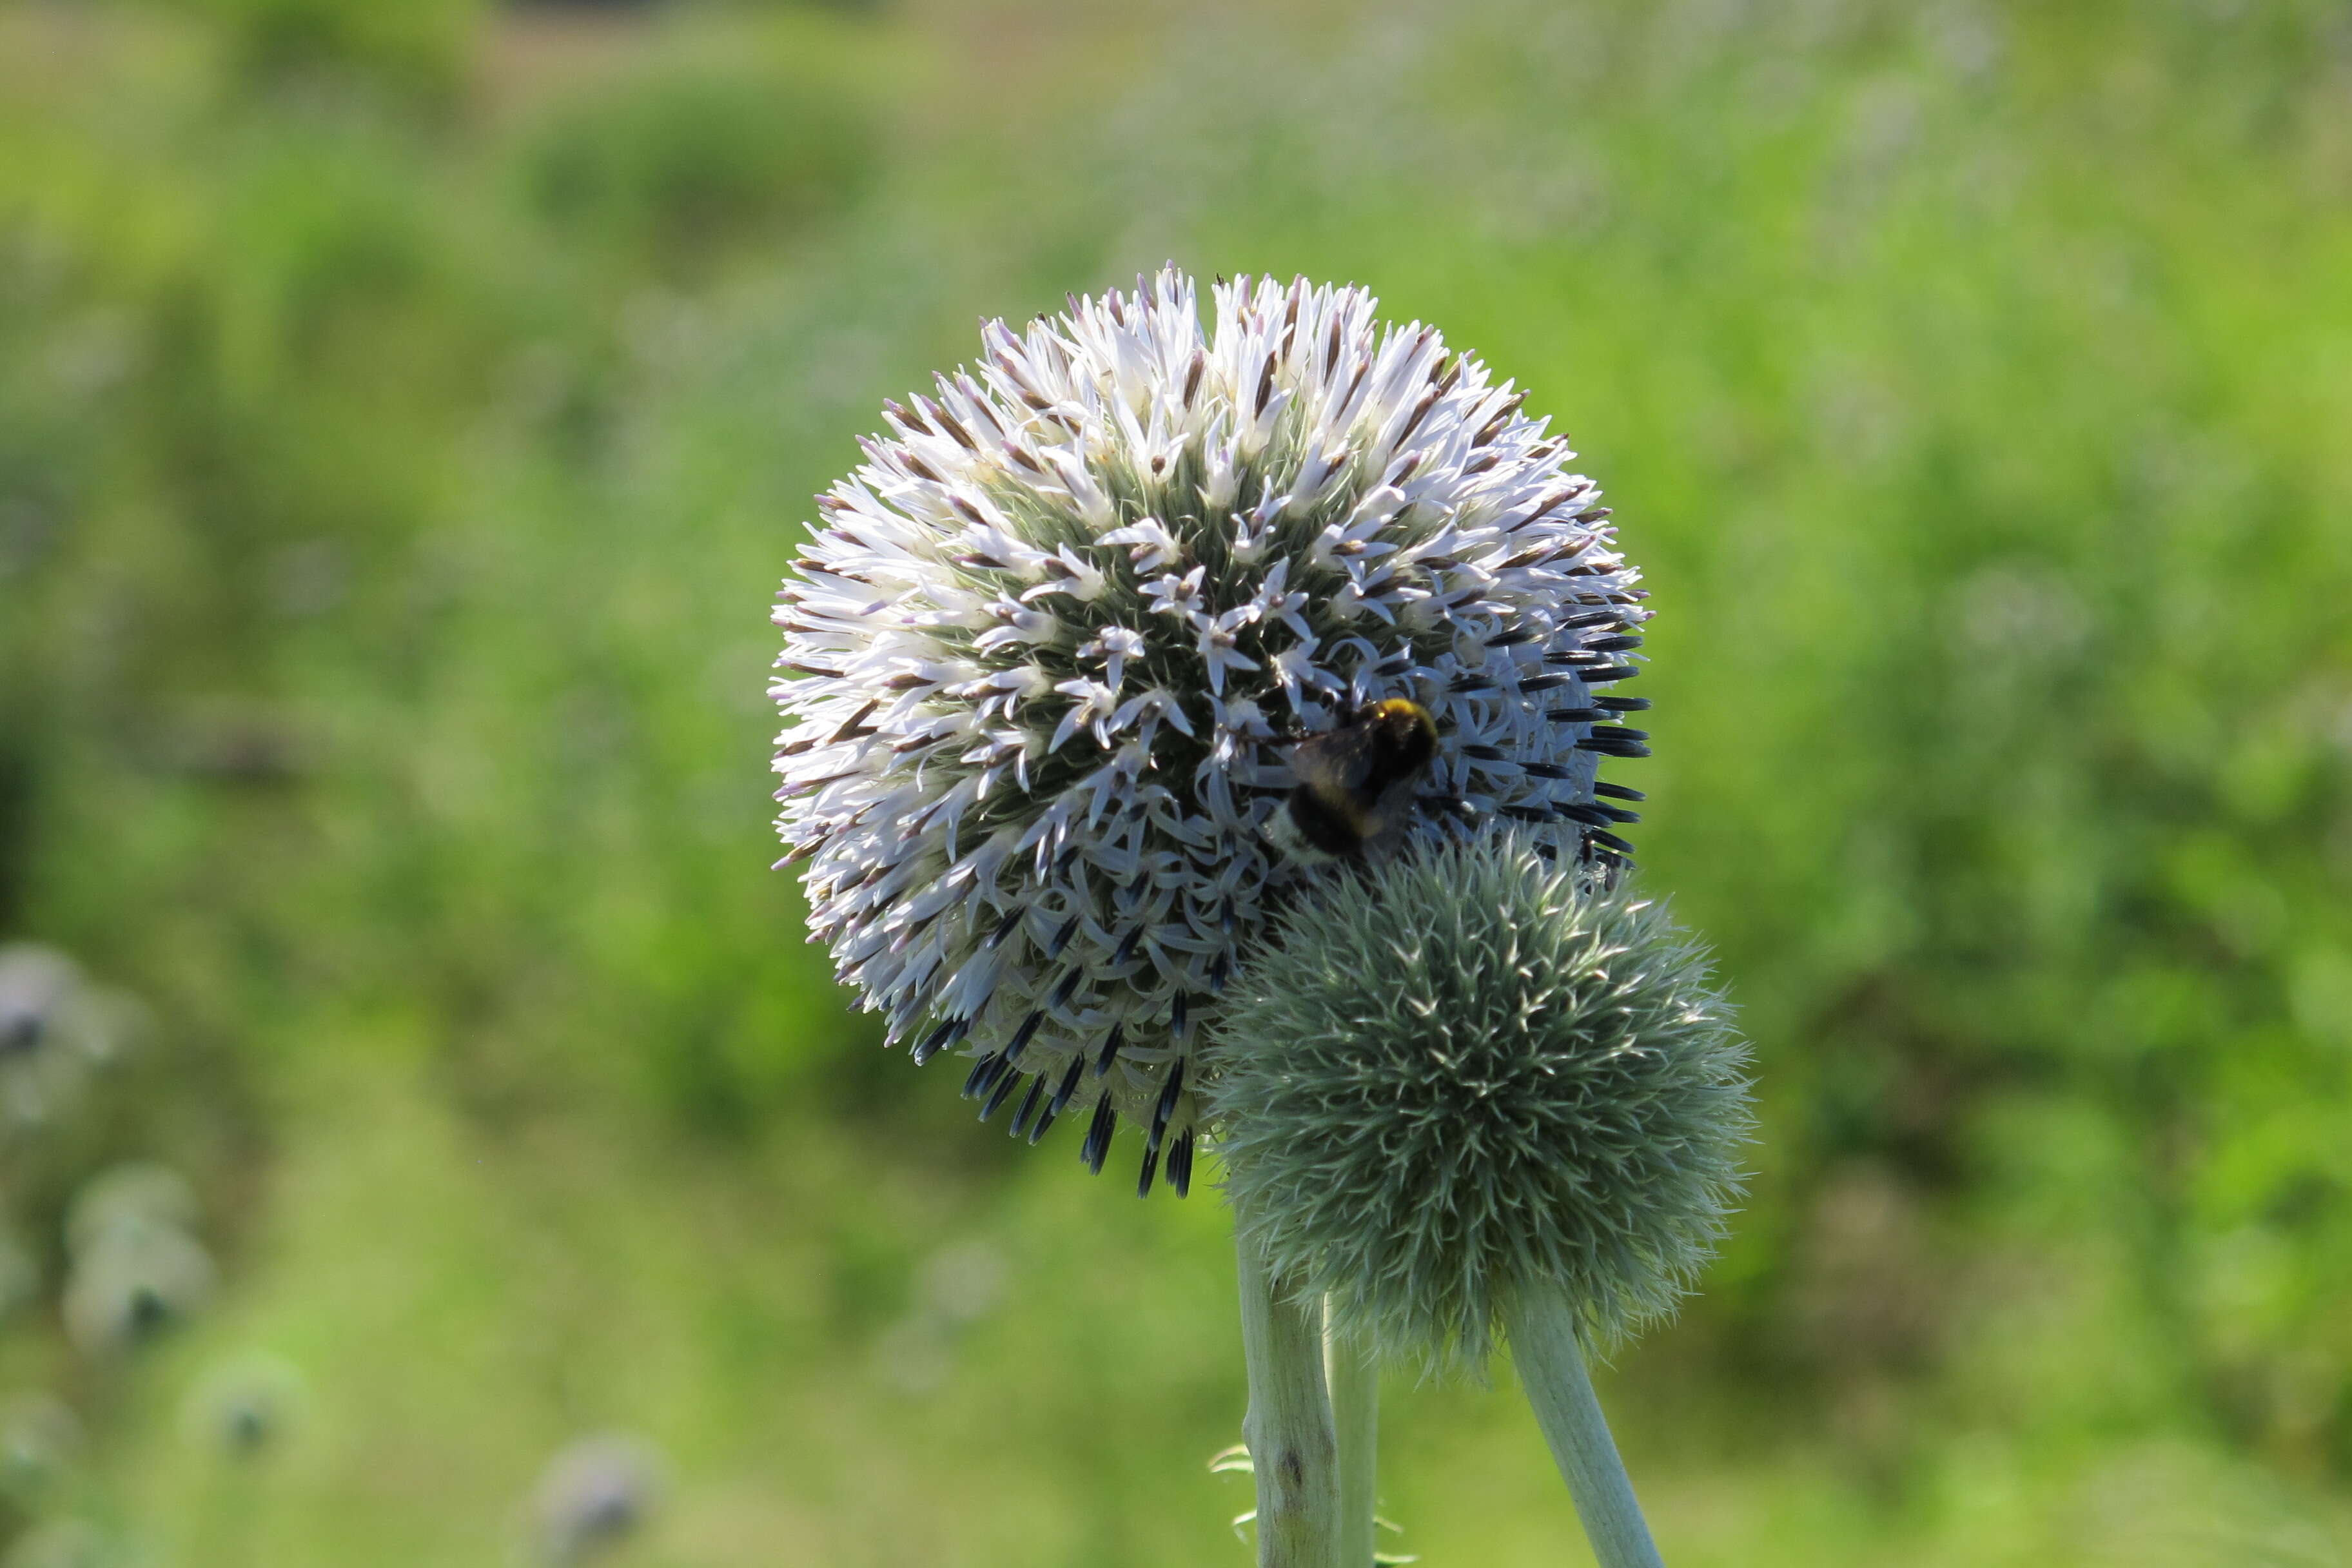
(1208, 831, 1749, 1371)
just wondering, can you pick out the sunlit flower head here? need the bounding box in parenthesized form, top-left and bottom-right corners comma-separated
(772, 269, 1651, 1195)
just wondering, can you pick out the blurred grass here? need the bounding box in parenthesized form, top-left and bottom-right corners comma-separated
(2, 0, 2351, 1563)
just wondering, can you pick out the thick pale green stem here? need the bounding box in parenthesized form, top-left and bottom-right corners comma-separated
(1322, 1311, 1378, 1568)
(1237, 1226, 1340, 1568)
(1500, 1284, 1666, 1568)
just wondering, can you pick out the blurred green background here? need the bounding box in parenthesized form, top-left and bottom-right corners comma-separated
(3, 0, 2350, 1562)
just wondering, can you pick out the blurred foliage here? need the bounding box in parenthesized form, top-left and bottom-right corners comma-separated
(183, 0, 488, 106)
(1, 0, 2350, 1563)
(517, 54, 878, 277)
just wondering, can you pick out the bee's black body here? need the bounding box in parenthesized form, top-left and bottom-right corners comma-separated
(1270, 698, 1440, 861)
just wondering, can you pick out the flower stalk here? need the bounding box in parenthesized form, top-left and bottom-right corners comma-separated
(1502, 1283, 1665, 1568)
(1237, 1226, 1340, 1568)
(1322, 1318, 1379, 1568)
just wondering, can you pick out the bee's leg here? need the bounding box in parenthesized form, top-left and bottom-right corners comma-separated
(1415, 794, 1480, 827)
(1581, 839, 1631, 888)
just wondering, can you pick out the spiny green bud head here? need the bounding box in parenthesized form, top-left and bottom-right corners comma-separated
(1206, 831, 1750, 1372)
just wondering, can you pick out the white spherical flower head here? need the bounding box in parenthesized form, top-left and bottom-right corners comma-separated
(772, 270, 1651, 1195)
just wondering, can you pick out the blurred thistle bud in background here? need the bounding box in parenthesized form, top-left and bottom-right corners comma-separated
(872, 1238, 1012, 1396)
(0, 945, 130, 1133)
(0, 1393, 83, 1509)
(527, 1432, 663, 1567)
(181, 1353, 306, 1460)
(772, 267, 1649, 1195)
(60, 1164, 215, 1356)
(1210, 830, 1750, 1372)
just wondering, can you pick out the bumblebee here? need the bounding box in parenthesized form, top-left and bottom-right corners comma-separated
(1267, 698, 1440, 862)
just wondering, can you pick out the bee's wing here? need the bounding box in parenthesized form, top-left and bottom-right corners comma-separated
(1286, 723, 1384, 794)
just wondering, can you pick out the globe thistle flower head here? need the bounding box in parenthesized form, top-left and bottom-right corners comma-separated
(772, 269, 1651, 1195)
(0, 945, 127, 1131)
(1206, 831, 1749, 1374)
(0, 1393, 83, 1507)
(64, 1162, 201, 1252)
(529, 1433, 662, 1567)
(61, 1164, 215, 1355)
(181, 1353, 305, 1459)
